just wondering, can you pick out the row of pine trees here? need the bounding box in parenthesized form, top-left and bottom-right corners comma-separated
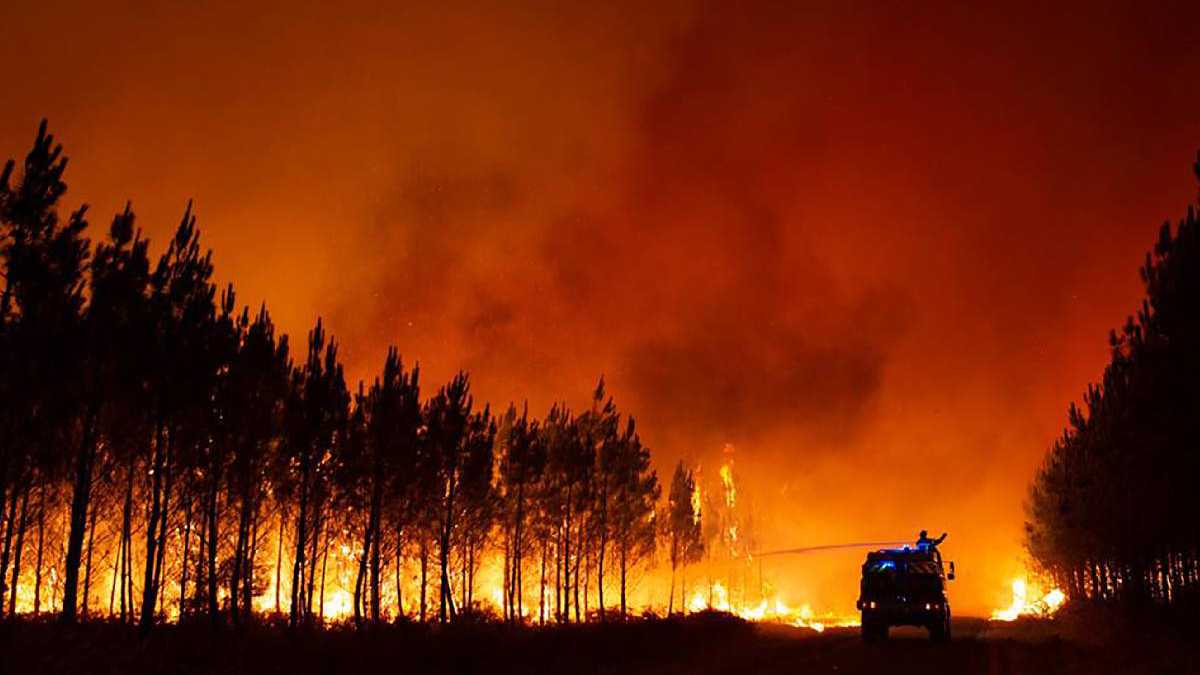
(1025, 152, 1200, 607)
(0, 122, 707, 630)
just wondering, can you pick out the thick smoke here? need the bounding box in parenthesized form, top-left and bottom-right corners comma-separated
(338, 3, 915, 459)
(6, 0, 1200, 615)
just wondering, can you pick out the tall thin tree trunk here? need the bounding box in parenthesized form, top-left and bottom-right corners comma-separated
(419, 538, 428, 622)
(555, 532, 562, 622)
(290, 461, 309, 628)
(354, 512, 371, 625)
(7, 482, 30, 614)
(573, 517, 583, 622)
(368, 469, 382, 623)
(119, 460, 134, 622)
(395, 525, 403, 619)
(467, 539, 475, 609)
(193, 486, 208, 613)
(503, 532, 512, 621)
(230, 503, 246, 625)
(438, 483, 456, 623)
(562, 497, 570, 623)
(620, 543, 628, 619)
(152, 453, 173, 620)
(460, 540, 468, 611)
(669, 562, 676, 615)
(204, 458, 220, 625)
(109, 513, 121, 616)
(539, 539, 547, 626)
(370, 515, 381, 622)
(82, 492, 98, 617)
(0, 476, 20, 617)
(420, 535, 429, 619)
(124, 494, 134, 622)
(318, 534, 330, 622)
(305, 501, 322, 616)
(515, 494, 525, 621)
(353, 533, 366, 624)
(597, 522, 606, 621)
(274, 507, 285, 614)
(244, 502, 260, 617)
(139, 420, 168, 632)
(32, 486, 45, 615)
(180, 495, 192, 620)
(61, 407, 98, 622)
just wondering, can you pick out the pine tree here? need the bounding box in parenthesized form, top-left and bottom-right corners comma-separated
(0, 121, 90, 621)
(139, 204, 219, 632)
(608, 417, 658, 618)
(64, 204, 150, 622)
(664, 461, 703, 614)
(226, 305, 291, 625)
(281, 319, 349, 627)
(497, 403, 544, 622)
(1026, 150, 1200, 605)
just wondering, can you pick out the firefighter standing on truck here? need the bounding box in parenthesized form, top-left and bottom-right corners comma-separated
(916, 530, 947, 561)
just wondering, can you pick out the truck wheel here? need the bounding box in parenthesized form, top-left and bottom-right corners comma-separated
(929, 614, 951, 642)
(862, 619, 887, 642)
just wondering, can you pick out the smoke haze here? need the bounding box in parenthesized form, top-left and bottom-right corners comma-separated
(3, 0, 1199, 614)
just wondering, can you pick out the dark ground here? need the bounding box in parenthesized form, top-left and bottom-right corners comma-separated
(2, 610, 1197, 675)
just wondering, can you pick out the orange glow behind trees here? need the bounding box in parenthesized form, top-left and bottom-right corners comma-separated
(2, 1, 1200, 622)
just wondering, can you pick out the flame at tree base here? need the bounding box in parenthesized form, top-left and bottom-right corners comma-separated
(991, 578, 1066, 621)
(686, 582, 858, 632)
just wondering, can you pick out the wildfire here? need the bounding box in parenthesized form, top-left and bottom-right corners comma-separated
(990, 578, 1066, 621)
(719, 464, 736, 509)
(0, 442, 921, 630)
(717, 460, 739, 557)
(686, 581, 857, 632)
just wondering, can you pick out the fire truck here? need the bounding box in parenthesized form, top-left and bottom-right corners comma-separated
(856, 547, 955, 642)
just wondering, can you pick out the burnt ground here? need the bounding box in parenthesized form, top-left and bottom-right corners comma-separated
(2, 611, 1197, 675)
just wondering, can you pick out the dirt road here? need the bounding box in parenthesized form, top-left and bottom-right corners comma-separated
(713, 618, 1196, 675)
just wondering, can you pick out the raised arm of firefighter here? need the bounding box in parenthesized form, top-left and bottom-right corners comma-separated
(916, 530, 948, 550)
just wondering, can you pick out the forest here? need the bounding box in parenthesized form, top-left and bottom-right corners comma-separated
(0, 122, 708, 631)
(6, 114, 1200, 646)
(1024, 152, 1200, 609)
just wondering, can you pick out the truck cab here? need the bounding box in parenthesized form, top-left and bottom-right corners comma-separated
(856, 547, 954, 641)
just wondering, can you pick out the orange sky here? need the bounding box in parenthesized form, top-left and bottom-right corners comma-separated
(3, 0, 1199, 616)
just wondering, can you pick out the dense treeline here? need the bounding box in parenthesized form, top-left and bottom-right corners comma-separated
(1025, 152, 1200, 606)
(0, 122, 703, 630)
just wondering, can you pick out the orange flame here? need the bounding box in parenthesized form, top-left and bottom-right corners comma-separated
(991, 578, 1066, 621)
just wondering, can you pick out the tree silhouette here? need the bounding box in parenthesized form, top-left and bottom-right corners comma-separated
(345, 347, 421, 625)
(0, 120, 90, 621)
(1026, 151, 1200, 606)
(0, 123, 683, 630)
(64, 204, 151, 623)
(497, 403, 545, 622)
(664, 461, 703, 614)
(608, 417, 659, 618)
(423, 373, 496, 622)
(225, 306, 291, 625)
(138, 204, 219, 632)
(280, 319, 349, 627)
